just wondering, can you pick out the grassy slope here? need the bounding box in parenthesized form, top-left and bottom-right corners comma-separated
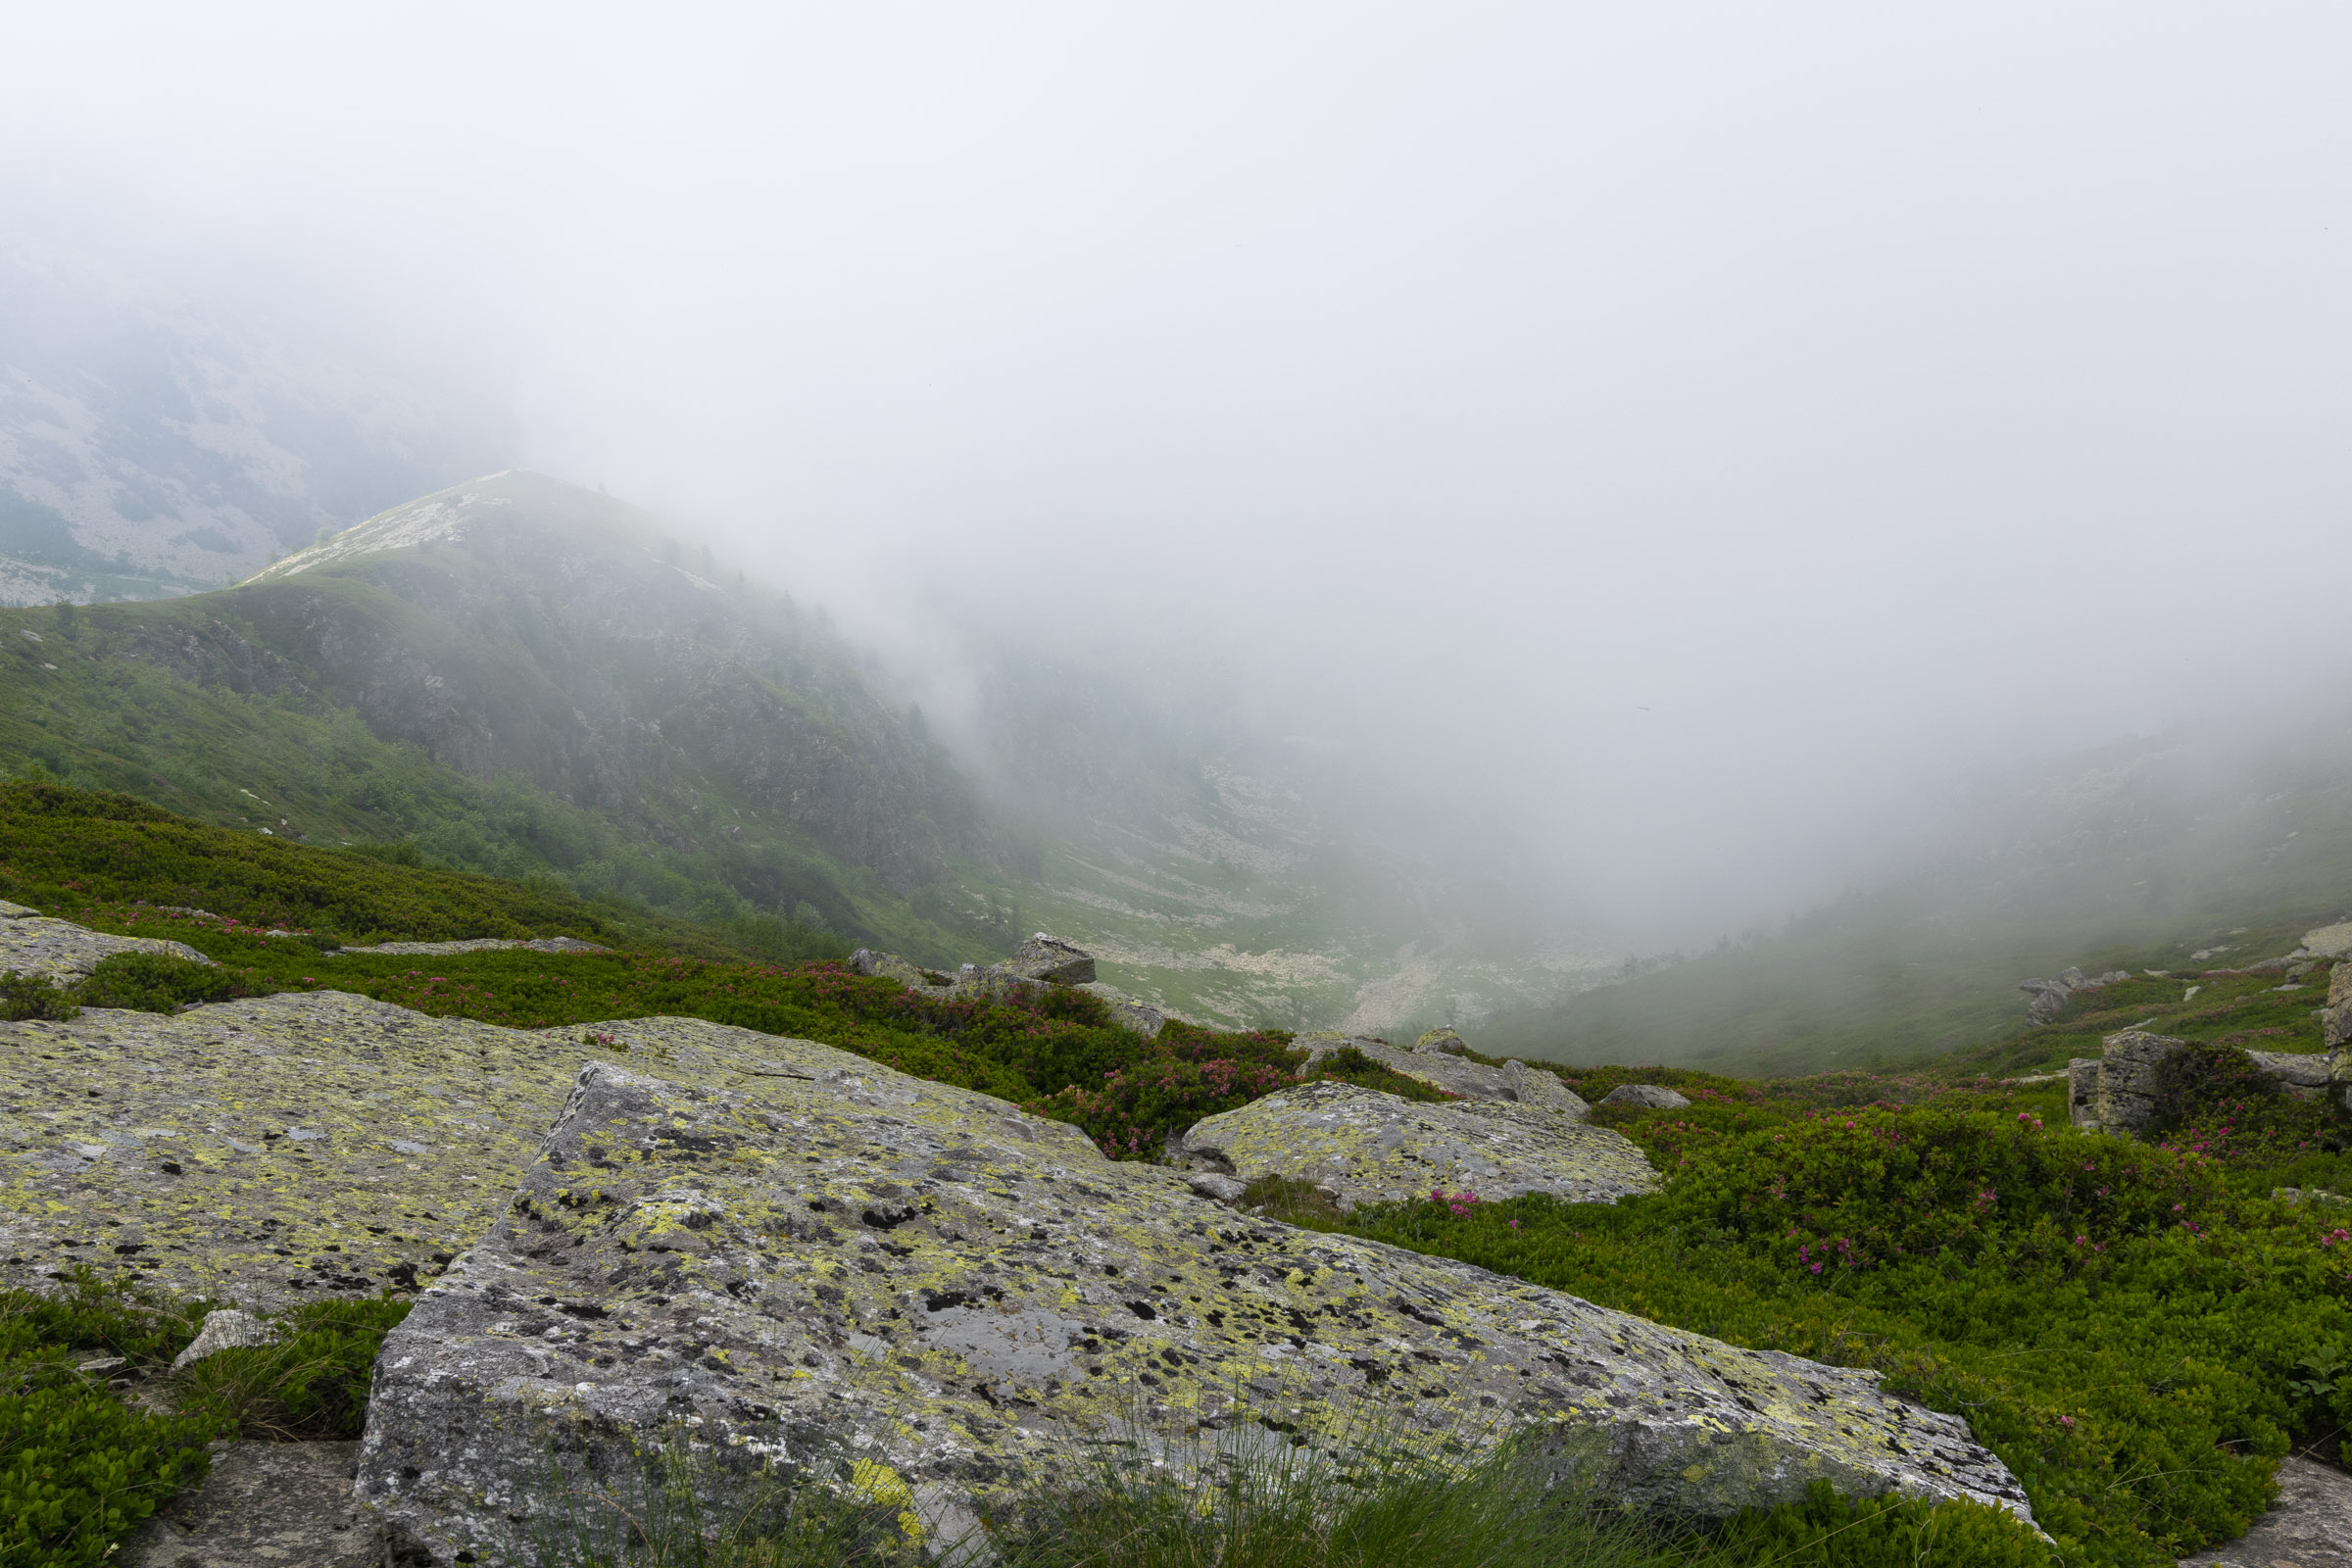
(0, 501, 1019, 966)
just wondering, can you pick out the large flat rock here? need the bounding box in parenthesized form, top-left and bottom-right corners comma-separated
(1298, 1032, 1591, 1117)
(0, 902, 213, 981)
(1179, 1080, 1655, 1207)
(357, 1058, 2031, 1564)
(0, 991, 995, 1309)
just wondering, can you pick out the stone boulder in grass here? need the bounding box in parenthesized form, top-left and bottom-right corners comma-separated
(1297, 1032, 1592, 1119)
(358, 1055, 2035, 1565)
(1177, 1081, 1654, 1209)
(0, 899, 215, 982)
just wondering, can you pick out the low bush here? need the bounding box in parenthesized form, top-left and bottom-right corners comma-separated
(71, 951, 263, 1013)
(1295, 1092, 2352, 1568)
(0, 970, 77, 1021)
(175, 1296, 410, 1440)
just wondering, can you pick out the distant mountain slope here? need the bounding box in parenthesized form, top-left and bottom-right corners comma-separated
(1482, 712, 2352, 1075)
(1, 472, 1012, 960)
(0, 246, 508, 605)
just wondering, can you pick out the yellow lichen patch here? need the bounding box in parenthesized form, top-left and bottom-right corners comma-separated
(1181, 1081, 1655, 1207)
(0, 995, 1041, 1309)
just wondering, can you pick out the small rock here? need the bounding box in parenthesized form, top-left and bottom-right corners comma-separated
(1002, 934, 1096, 986)
(172, 1308, 271, 1369)
(1181, 1080, 1658, 1208)
(76, 1356, 126, 1375)
(1413, 1026, 1472, 1055)
(1186, 1171, 1249, 1202)
(1598, 1084, 1690, 1111)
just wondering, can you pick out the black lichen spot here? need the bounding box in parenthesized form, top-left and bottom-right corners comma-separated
(1126, 1300, 1157, 1321)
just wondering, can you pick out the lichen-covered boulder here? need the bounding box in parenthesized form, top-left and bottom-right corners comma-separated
(851, 948, 942, 991)
(1004, 934, 1097, 986)
(2088, 1030, 2180, 1134)
(1598, 1084, 1690, 1112)
(1298, 1033, 1589, 1118)
(2305, 922, 2352, 961)
(1178, 1081, 1655, 1208)
(0, 991, 1005, 1309)
(356, 1058, 2034, 1565)
(2066, 1058, 2101, 1131)
(1413, 1025, 1471, 1055)
(0, 902, 214, 981)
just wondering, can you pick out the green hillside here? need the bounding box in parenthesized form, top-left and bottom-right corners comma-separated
(1, 473, 1020, 965)
(1485, 716, 2352, 1077)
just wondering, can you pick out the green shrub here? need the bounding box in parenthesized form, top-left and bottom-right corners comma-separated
(0, 1273, 214, 1568)
(1303, 1097, 2352, 1567)
(175, 1296, 410, 1440)
(0, 970, 77, 1022)
(2147, 1044, 2343, 1164)
(72, 952, 259, 1013)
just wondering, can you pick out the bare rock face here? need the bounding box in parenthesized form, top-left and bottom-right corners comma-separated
(357, 1056, 2034, 1564)
(1599, 1084, 1691, 1112)
(2177, 1455, 2352, 1568)
(1178, 1080, 1656, 1208)
(0, 901, 214, 982)
(1297, 1033, 1589, 1119)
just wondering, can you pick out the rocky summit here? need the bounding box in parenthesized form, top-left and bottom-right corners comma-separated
(360, 1049, 2033, 1564)
(1178, 1081, 1656, 1208)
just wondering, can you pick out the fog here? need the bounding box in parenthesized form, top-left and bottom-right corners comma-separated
(9, 3, 2352, 945)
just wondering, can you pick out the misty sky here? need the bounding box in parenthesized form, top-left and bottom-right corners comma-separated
(8, 4, 2351, 938)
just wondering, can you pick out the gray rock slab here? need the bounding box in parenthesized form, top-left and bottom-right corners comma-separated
(1298, 1033, 1590, 1118)
(2177, 1455, 2352, 1568)
(356, 1059, 2033, 1565)
(0, 987, 995, 1311)
(1004, 933, 1096, 986)
(1599, 1084, 1691, 1111)
(333, 936, 609, 956)
(2303, 923, 2352, 961)
(0, 914, 214, 982)
(118, 1439, 376, 1568)
(1078, 981, 1168, 1038)
(1180, 1080, 1657, 1207)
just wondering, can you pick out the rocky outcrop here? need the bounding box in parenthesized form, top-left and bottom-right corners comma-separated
(2017, 967, 2132, 1025)
(1297, 1032, 1590, 1118)
(2305, 922, 2352, 961)
(1004, 933, 1096, 986)
(332, 937, 609, 956)
(1077, 982, 1168, 1038)
(1599, 1084, 1691, 1112)
(356, 1054, 2034, 1563)
(2069, 1029, 2333, 1135)
(1178, 1080, 1655, 1208)
(0, 900, 215, 981)
(1413, 1025, 1471, 1055)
